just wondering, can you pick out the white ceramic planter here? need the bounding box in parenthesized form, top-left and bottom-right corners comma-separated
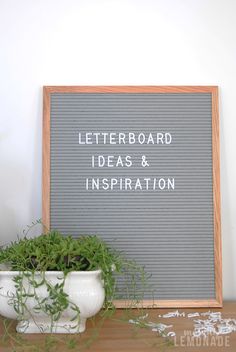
(0, 270, 105, 333)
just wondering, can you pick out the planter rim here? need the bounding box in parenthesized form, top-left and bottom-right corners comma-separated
(0, 269, 102, 276)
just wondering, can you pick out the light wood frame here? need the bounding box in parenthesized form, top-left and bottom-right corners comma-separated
(43, 86, 222, 308)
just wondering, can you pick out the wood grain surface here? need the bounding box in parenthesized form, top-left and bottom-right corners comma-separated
(43, 86, 218, 93)
(0, 302, 235, 352)
(211, 87, 222, 307)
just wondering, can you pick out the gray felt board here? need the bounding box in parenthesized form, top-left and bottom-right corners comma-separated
(50, 92, 215, 300)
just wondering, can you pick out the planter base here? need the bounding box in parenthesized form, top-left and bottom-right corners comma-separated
(16, 318, 86, 334)
(0, 270, 105, 334)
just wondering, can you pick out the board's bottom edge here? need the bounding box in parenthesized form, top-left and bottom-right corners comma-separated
(113, 299, 223, 309)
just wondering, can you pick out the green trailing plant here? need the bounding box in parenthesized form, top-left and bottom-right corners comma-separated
(0, 222, 161, 351)
(0, 227, 149, 313)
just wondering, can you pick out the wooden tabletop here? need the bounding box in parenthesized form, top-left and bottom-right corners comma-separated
(0, 302, 236, 352)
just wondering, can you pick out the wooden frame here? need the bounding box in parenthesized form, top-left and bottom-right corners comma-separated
(43, 86, 222, 308)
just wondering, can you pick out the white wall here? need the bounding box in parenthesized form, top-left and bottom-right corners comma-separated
(0, 0, 235, 300)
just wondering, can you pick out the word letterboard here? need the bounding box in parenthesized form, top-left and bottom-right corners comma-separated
(43, 86, 222, 307)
